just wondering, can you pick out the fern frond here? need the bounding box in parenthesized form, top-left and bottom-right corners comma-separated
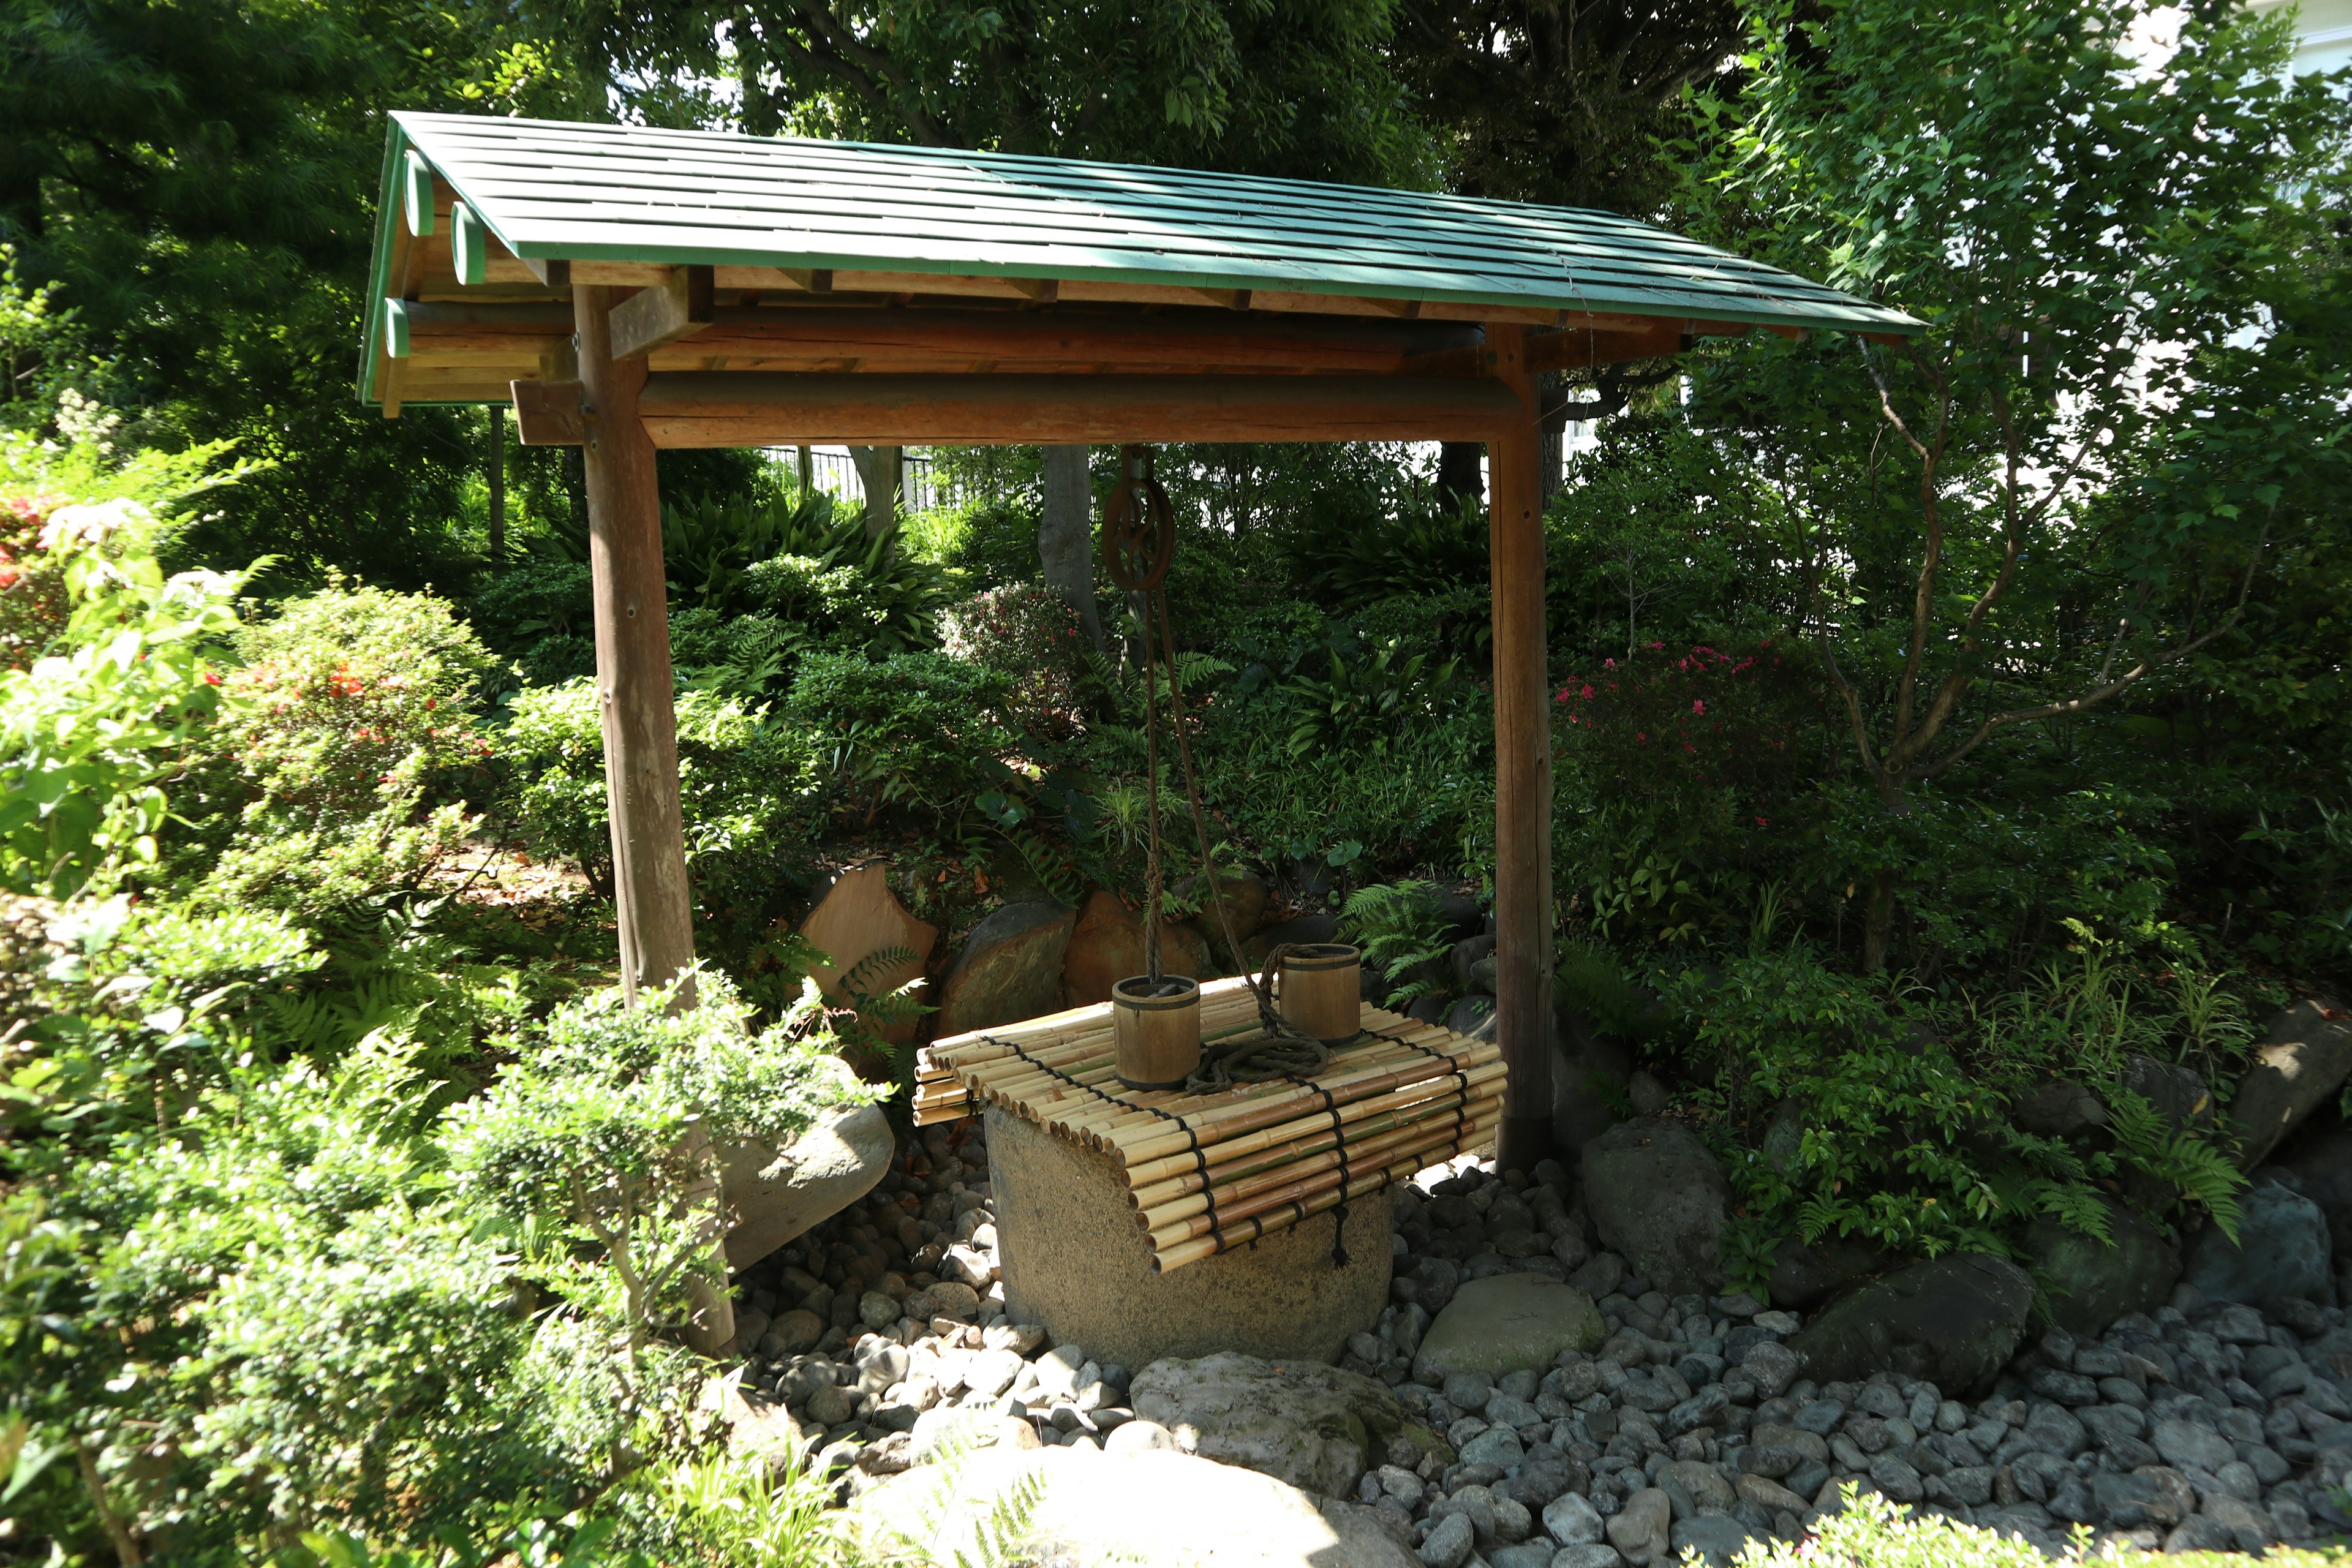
(2107, 1086, 2247, 1243)
(2027, 1179, 2113, 1243)
(840, 944, 919, 997)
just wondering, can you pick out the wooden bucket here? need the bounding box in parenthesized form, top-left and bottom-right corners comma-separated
(1113, 975, 1202, 1090)
(1278, 944, 1362, 1044)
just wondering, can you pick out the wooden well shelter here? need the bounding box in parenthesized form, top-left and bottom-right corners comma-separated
(360, 113, 1918, 1172)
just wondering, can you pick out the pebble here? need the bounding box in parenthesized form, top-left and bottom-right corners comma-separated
(726, 1136, 2352, 1561)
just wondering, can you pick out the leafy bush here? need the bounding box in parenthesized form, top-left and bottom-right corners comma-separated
(1281, 636, 1461, 759)
(780, 650, 1016, 826)
(499, 677, 821, 916)
(1729, 1486, 2336, 1567)
(0, 503, 247, 897)
(1672, 946, 2244, 1292)
(941, 582, 1089, 737)
(446, 971, 875, 1362)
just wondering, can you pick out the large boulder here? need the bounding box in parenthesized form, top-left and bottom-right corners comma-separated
(853, 1446, 1417, 1568)
(1581, 1117, 1731, 1294)
(1766, 1234, 1887, 1313)
(2022, 1195, 2180, 1335)
(1183, 867, 1272, 956)
(719, 1058, 893, 1268)
(2228, 998, 2352, 1169)
(2183, 1174, 2335, 1311)
(1246, 913, 1341, 968)
(933, 900, 1076, 1038)
(2282, 1124, 2352, 1257)
(1128, 1350, 1444, 1499)
(796, 862, 938, 1044)
(2012, 1079, 2108, 1138)
(1551, 1008, 1633, 1162)
(1060, 889, 1207, 1007)
(1412, 1272, 1608, 1379)
(1785, 1253, 2034, 1396)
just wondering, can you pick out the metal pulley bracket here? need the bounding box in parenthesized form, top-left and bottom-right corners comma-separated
(1101, 443, 1175, 590)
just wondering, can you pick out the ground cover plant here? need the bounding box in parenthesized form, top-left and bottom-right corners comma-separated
(1, 0, 2348, 1557)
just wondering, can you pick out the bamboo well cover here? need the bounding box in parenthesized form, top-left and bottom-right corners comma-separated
(916, 975, 1504, 1273)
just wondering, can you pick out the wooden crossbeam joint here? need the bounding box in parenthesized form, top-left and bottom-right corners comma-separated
(611, 266, 715, 359)
(511, 379, 587, 445)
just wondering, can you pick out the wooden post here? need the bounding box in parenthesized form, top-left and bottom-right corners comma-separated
(576, 284, 699, 1005)
(578, 283, 732, 1357)
(487, 405, 506, 563)
(1487, 324, 1555, 1175)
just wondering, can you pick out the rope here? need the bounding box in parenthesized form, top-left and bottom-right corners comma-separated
(984, 1030, 1231, 1253)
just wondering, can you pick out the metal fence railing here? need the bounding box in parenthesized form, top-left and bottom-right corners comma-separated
(784, 447, 962, 514)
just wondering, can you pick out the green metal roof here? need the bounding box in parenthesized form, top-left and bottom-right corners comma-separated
(364, 113, 1920, 402)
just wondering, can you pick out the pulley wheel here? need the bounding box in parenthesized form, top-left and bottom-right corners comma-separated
(1102, 444, 1176, 591)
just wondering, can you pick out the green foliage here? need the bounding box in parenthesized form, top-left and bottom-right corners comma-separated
(1283, 636, 1460, 760)
(781, 651, 1017, 827)
(661, 486, 844, 614)
(1723, 1483, 2343, 1567)
(0, 500, 249, 897)
(499, 677, 821, 915)
(447, 971, 875, 1360)
(941, 583, 1091, 738)
(1338, 881, 1455, 1006)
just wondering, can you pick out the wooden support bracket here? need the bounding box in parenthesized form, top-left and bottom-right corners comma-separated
(611, 266, 716, 360)
(511, 379, 588, 445)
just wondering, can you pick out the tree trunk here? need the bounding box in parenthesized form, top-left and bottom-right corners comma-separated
(1038, 444, 1104, 649)
(1861, 778, 1909, 973)
(1435, 440, 1483, 516)
(850, 444, 901, 539)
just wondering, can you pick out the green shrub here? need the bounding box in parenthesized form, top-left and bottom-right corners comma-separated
(1732, 1487, 2337, 1566)
(780, 650, 1016, 826)
(940, 583, 1089, 737)
(0, 502, 249, 897)
(499, 677, 821, 915)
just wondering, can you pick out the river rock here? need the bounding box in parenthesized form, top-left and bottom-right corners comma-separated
(1446, 995, 1496, 1038)
(1581, 1117, 1730, 1295)
(1784, 1253, 2033, 1396)
(1183, 867, 1272, 952)
(796, 862, 940, 1044)
(1766, 1234, 1887, 1312)
(719, 1057, 894, 1268)
(1412, 1272, 1606, 1379)
(2229, 998, 2352, 1169)
(1551, 1006, 1634, 1161)
(855, 1446, 1418, 1567)
(1129, 1350, 1439, 1499)
(2183, 1175, 2335, 1310)
(1060, 889, 1206, 1007)
(2013, 1078, 2108, 1137)
(1246, 913, 1341, 968)
(2023, 1194, 2179, 1335)
(934, 900, 1077, 1036)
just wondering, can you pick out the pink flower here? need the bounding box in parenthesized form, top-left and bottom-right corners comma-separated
(1604, 658, 1615, 669)
(1692, 699, 1706, 714)
(1581, 684, 1594, 699)
(1755, 816, 1769, 827)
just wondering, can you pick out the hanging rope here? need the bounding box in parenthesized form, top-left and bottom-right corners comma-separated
(1104, 446, 1355, 1263)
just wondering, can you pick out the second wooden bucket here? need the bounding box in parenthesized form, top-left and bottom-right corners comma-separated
(1278, 944, 1363, 1043)
(1113, 975, 1202, 1090)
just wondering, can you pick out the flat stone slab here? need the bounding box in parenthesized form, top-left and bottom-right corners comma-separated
(935, 899, 1076, 1036)
(853, 1446, 1418, 1568)
(797, 862, 938, 1044)
(1412, 1272, 1606, 1379)
(1131, 1350, 1447, 1499)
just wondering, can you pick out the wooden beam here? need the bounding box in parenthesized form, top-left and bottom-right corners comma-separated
(511, 378, 587, 444)
(628, 371, 1528, 447)
(385, 300, 575, 360)
(610, 266, 715, 360)
(1486, 323, 1553, 1176)
(573, 284, 698, 1011)
(1526, 319, 1686, 373)
(652, 306, 1476, 377)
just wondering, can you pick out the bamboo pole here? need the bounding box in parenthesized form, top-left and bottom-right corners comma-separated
(1128, 1085, 1506, 1209)
(1137, 1096, 1504, 1232)
(1104, 1050, 1503, 1164)
(1148, 1139, 1491, 1273)
(1144, 1114, 1501, 1249)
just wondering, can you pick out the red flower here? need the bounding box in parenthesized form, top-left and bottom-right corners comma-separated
(1581, 685, 1594, 699)
(1692, 699, 1706, 714)
(1755, 816, 1769, 827)
(203, 672, 221, 685)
